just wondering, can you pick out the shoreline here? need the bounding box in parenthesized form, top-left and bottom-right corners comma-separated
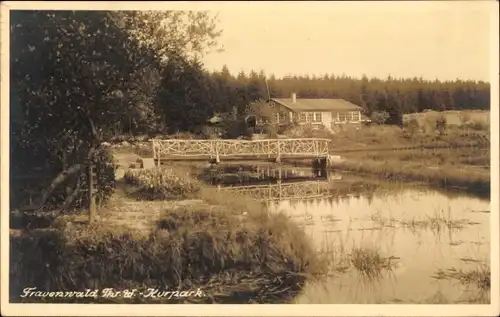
(284, 155, 490, 200)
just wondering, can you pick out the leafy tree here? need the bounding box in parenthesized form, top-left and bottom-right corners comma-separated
(156, 54, 213, 133)
(112, 10, 223, 62)
(10, 10, 222, 213)
(244, 99, 275, 123)
(370, 111, 390, 125)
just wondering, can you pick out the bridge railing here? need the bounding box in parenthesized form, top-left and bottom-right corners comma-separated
(151, 138, 330, 162)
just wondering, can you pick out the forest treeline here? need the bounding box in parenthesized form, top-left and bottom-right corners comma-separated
(10, 10, 490, 211)
(202, 67, 490, 127)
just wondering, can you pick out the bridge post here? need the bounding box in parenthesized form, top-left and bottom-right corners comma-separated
(215, 140, 220, 164)
(151, 140, 159, 167)
(151, 140, 155, 166)
(278, 180, 282, 199)
(275, 140, 281, 163)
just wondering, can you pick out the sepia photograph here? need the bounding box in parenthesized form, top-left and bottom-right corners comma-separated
(1, 1, 498, 316)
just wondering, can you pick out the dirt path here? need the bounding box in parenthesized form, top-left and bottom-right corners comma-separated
(99, 195, 204, 233)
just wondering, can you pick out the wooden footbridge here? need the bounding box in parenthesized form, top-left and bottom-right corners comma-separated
(217, 180, 330, 202)
(151, 138, 331, 165)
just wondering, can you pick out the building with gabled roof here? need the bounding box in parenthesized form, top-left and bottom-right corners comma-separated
(263, 93, 370, 131)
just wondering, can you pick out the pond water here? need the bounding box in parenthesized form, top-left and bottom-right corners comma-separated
(208, 164, 491, 304)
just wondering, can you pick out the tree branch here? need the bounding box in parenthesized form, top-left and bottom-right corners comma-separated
(20, 164, 83, 212)
(59, 176, 83, 213)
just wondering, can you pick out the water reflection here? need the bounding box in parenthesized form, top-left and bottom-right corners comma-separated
(202, 163, 343, 184)
(270, 189, 490, 304)
(204, 164, 345, 202)
(202, 163, 491, 304)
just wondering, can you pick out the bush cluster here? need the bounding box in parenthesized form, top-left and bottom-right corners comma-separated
(124, 167, 202, 200)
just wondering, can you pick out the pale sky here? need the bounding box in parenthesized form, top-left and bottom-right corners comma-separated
(202, 1, 496, 82)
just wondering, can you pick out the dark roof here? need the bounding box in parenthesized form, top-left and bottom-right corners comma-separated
(271, 98, 362, 112)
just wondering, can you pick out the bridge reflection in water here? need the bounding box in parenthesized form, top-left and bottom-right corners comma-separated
(208, 164, 341, 202)
(218, 180, 331, 202)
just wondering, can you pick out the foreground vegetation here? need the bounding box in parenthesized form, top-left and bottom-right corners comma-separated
(10, 167, 326, 304)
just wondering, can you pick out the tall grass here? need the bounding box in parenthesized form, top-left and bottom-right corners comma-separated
(432, 264, 491, 292)
(349, 247, 399, 280)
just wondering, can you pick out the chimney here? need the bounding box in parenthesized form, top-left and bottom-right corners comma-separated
(291, 92, 296, 103)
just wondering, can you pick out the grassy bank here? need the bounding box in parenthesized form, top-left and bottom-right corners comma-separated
(284, 113, 491, 198)
(10, 167, 326, 304)
(328, 158, 489, 199)
(283, 110, 489, 151)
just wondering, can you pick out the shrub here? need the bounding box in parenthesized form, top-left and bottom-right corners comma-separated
(262, 123, 278, 138)
(285, 123, 334, 139)
(435, 115, 447, 135)
(223, 120, 253, 139)
(124, 167, 202, 200)
(370, 111, 390, 125)
(403, 117, 420, 137)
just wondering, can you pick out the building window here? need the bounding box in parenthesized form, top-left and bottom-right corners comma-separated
(280, 113, 287, 123)
(307, 113, 314, 122)
(299, 113, 306, 122)
(348, 111, 360, 122)
(314, 112, 322, 123)
(338, 112, 347, 122)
